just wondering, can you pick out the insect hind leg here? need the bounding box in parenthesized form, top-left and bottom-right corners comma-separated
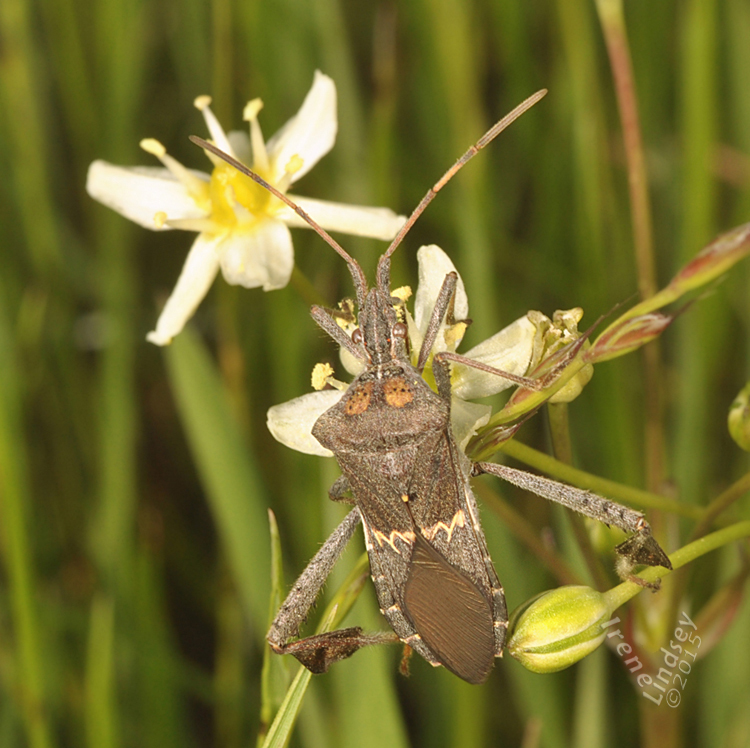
(474, 461, 672, 588)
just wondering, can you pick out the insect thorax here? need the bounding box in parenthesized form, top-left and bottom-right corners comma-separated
(312, 364, 449, 455)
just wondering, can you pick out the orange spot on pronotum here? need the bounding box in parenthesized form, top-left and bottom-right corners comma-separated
(345, 382, 373, 415)
(384, 378, 414, 408)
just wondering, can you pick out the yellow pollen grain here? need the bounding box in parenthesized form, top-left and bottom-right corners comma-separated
(444, 321, 468, 349)
(153, 211, 168, 228)
(391, 286, 412, 303)
(193, 95, 212, 111)
(140, 138, 166, 157)
(311, 362, 335, 391)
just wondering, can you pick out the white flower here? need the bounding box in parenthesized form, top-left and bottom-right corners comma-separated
(86, 71, 406, 345)
(267, 245, 538, 456)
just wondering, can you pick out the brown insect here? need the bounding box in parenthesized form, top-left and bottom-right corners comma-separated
(192, 89, 671, 684)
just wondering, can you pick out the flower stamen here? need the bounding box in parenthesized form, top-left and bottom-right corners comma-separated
(277, 154, 304, 193)
(311, 362, 348, 391)
(194, 95, 234, 158)
(243, 98, 270, 174)
(140, 138, 209, 204)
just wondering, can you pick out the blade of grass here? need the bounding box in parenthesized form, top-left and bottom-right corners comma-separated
(165, 327, 272, 632)
(0, 294, 53, 748)
(258, 510, 290, 747)
(85, 596, 118, 748)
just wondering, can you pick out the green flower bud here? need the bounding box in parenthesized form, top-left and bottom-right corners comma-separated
(728, 382, 750, 452)
(549, 362, 594, 403)
(507, 586, 612, 673)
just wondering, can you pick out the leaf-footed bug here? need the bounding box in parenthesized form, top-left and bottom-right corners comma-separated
(191, 89, 671, 685)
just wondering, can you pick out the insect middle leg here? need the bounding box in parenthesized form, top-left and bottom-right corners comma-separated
(268, 508, 398, 673)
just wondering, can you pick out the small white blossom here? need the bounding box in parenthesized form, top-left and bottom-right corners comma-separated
(267, 245, 538, 456)
(87, 71, 406, 345)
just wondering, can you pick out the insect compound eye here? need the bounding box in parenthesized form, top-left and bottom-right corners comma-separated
(392, 322, 407, 340)
(351, 328, 363, 345)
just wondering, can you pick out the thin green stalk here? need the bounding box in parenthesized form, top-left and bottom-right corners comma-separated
(0, 426, 53, 748)
(499, 439, 703, 520)
(594, 0, 666, 495)
(0, 305, 52, 748)
(418, 0, 497, 339)
(593, 0, 657, 300)
(0, 0, 62, 278)
(547, 402, 573, 465)
(675, 0, 720, 507)
(85, 596, 118, 748)
(603, 521, 750, 611)
(689, 470, 750, 541)
(547, 403, 610, 590)
(214, 567, 244, 748)
(211, 0, 234, 123)
(664, 471, 750, 653)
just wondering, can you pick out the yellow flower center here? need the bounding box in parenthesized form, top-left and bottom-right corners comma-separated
(208, 161, 281, 229)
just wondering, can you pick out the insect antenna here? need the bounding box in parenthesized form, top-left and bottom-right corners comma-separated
(374, 88, 548, 294)
(188, 135, 369, 308)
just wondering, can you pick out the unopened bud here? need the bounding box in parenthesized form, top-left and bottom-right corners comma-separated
(549, 362, 594, 403)
(728, 382, 750, 452)
(507, 586, 612, 673)
(587, 313, 672, 364)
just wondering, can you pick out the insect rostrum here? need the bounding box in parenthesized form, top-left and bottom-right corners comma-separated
(191, 90, 671, 685)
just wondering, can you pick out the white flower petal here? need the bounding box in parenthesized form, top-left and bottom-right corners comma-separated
(450, 398, 492, 451)
(281, 196, 406, 241)
(218, 219, 294, 291)
(414, 245, 469, 334)
(266, 71, 337, 184)
(87, 161, 208, 229)
(147, 234, 221, 345)
(452, 316, 536, 400)
(267, 390, 344, 456)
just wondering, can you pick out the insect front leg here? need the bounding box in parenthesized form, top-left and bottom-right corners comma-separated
(328, 475, 354, 504)
(416, 271, 462, 371)
(268, 508, 398, 674)
(473, 462, 672, 588)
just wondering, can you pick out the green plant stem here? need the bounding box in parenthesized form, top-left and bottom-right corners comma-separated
(689, 470, 750, 541)
(0, 319, 52, 748)
(594, 0, 666, 495)
(0, 430, 53, 748)
(665, 471, 750, 649)
(547, 402, 573, 465)
(594, 0, 657, 300)
(603, 520, 750, 611)
(498, 439, 703, 520)
(547, 403, 610, 590)
(85, 596, 117, 748)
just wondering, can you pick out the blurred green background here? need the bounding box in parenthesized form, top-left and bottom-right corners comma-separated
(1, 0, 749, 746)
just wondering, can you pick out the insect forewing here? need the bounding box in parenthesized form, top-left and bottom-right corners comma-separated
(404, 532, 495, 684)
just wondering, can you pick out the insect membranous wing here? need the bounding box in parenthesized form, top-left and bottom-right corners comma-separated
(403, 531, 495, 685)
